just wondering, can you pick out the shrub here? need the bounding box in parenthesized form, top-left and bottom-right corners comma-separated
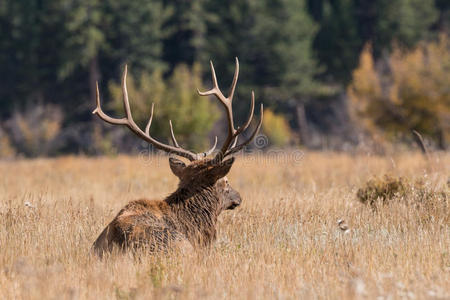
(90, 124, 117, 156)
(5, 104, 63, 157)
(357, 175, 407, 206)
(357, 175, 448, 209)
(262, 108, 293, 147)
(0, 127, 16, 159)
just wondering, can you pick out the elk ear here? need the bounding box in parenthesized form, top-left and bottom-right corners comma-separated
(211, 157, 235, 180)
(169, 157, 186, 177)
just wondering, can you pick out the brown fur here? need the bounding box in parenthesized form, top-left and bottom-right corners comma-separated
(92, 157, 241, 257)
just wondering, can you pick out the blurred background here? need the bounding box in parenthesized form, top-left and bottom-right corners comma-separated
(0, 0, 448, 158)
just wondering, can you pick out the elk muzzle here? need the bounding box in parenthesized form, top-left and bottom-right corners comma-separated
(225, 188, 241, 210)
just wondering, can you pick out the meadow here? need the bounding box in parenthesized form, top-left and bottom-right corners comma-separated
(0, 152, 448, 299)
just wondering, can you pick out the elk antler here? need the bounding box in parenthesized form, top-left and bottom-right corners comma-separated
(93, 65, 217, 161)
(197, 58, 263, 160)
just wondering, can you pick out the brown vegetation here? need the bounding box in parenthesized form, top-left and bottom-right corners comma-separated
(0, 152, 449, 299)
(357, 175, 448, 216)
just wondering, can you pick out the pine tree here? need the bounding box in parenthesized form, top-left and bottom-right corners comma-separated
(310, 0, 439, 84)
(102, 0, 169, 74)
(312, 0, 361, 83)
(374, 0, 438, 52)
(202, 0, 321, 145)
(161, 0, 211, 69)
(0, 0, 68, 116)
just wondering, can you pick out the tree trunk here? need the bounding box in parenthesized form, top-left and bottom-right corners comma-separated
(437, 127, 447, 150)
(296, 102, 310, 147)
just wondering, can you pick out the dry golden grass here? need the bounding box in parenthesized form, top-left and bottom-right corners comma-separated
(0, 152, 449, 299)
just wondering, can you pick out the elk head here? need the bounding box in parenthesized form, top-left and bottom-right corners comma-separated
(168, 156, 241, 210)
(93, 58, 263, 213)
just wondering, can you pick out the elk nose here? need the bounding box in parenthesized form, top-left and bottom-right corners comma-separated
(232, 191, 242, 206)
(236, 194, 242, 205)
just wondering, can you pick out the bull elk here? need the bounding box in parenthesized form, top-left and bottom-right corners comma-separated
(92, 58, 263, 256)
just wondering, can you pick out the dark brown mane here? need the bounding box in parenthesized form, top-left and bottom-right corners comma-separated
(166, 184, 220, 246)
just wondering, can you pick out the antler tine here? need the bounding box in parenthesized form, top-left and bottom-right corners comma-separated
(145, 103, 154, 135)
(93, 82, 128, 125)
(210, 61, 220, 93)
(230, 135, 238, 149)
(169, 120, 180, 148)
(225, 104, 264, 157)
(235, 91, 255, 136)
(226, 91, 257, 152)
(228, 57, 239, 102)
(197, 61, 227, 103)
(203, 136, 218, 157)
(122, 65, 134, 121)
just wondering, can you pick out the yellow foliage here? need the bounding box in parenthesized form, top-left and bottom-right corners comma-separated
(7, 104, 63, 156)
(348, 35, 450, 148)
(0, 128, 15, 159)
(16, 115, 34, 151)
(262, 108, 292, 147)
(348, 44, 382, 104)
(91, 124, 117, 156)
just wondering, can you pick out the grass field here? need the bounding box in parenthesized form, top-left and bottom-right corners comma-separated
(0, 152, 449, 299)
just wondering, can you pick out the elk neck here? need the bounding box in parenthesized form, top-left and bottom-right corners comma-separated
(164, 182, 222, 246)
